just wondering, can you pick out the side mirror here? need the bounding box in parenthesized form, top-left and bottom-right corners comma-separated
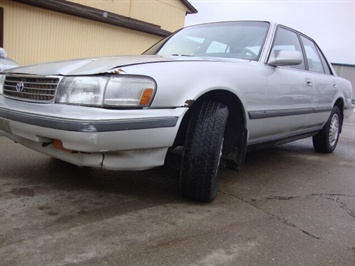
(268, 50, 303, 66)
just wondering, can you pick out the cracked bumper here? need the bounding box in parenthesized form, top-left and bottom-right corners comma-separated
(0, 96, 187, 170)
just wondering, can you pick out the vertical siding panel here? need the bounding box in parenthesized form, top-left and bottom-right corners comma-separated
(131, 0, 187, 31)
(332, 64, 355, 96)
(67, 0, 131, 17)
(67, 0, 188, 31)
(0, 1, 162, 65)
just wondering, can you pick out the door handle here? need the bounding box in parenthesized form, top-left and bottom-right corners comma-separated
(305, 79, 313, 86)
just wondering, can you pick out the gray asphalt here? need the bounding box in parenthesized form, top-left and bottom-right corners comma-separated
(0, 112, 354, 266)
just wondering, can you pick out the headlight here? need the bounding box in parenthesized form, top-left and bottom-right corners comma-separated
(0, 75, 5, 94)
(56, 76, 107, 106)
(56, 75, 156, 108)
(104, 76, 155, 107)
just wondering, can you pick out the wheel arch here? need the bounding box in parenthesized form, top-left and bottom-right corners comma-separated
(173, 89, 248, 170)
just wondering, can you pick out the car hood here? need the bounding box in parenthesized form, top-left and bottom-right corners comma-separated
(0, 57, 19, 72)
(4, 55, 248, 76)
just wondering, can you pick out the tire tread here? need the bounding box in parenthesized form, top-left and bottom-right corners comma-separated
(181, 101, 228, 202)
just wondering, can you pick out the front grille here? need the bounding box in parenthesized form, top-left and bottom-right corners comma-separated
(3, 75, 60, 102)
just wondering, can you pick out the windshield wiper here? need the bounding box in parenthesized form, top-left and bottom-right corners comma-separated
(171, 54, 193, 57)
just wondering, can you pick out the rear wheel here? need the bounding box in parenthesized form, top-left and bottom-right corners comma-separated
(312, 106, 341, 153)
(180, 101, 229, 202)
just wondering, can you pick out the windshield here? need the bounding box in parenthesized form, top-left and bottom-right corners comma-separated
(143, 21, 270, 61)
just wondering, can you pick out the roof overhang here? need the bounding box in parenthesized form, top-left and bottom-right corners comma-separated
(180, 0, 198, 14)
(12, 0, 173, 37)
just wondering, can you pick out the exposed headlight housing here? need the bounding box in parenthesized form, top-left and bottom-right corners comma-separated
(56, 75, 156, 108)
(104, 77, 155, 107)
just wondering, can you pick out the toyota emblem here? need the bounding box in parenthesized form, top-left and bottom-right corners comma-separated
(15, 82, 24, 92)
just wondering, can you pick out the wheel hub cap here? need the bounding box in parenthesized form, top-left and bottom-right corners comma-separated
(329, 114, 339, 146)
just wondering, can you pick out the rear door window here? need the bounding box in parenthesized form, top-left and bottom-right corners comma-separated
(300, 36, 325, 74)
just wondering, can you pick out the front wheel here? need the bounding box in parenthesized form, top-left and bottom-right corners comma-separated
(312, 106, 341, 153)
(180, 101, 229, 202)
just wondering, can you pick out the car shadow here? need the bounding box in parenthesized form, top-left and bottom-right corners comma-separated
(1, 137, 317, 206)
(43, 157, 182, 201)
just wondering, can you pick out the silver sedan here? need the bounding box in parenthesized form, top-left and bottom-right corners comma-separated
(0, 21, 353, 201)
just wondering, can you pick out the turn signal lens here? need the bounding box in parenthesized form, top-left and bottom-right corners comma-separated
(140, 88, 154, 105)
(53, 139, 72, 152)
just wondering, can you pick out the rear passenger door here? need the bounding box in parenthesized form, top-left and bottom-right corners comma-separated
(299, 35, 337, 126)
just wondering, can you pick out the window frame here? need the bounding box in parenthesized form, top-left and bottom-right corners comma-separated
(317, 45, 333, 75)
(298, 34, 334, 75)
(300, 35, 326, 74)
(267, 24, 334, 76)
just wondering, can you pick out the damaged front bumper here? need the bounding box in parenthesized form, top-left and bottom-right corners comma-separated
(0, 96, 187, 170)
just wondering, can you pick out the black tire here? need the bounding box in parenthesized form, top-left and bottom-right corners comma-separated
(312, 106, 341, 153)
(180, 101, 229, 202)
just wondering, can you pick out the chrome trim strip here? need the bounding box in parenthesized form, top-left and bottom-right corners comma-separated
(248, 107, 331, 119)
